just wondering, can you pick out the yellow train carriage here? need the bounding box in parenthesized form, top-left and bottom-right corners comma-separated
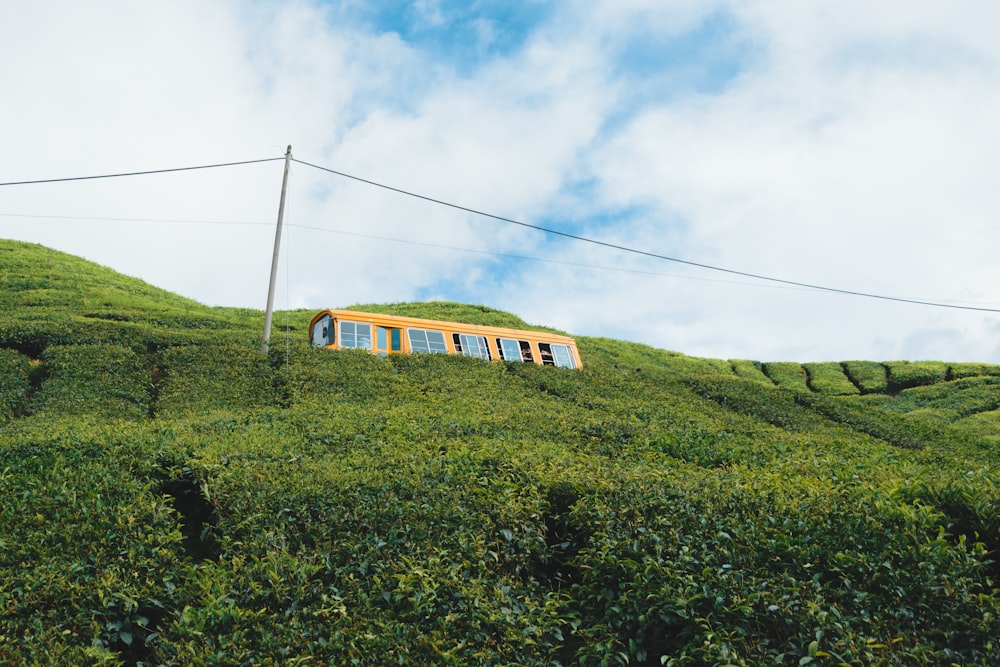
(309, 309, 582, 369)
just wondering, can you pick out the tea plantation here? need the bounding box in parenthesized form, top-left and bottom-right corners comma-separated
(2, 239, 1000, 666)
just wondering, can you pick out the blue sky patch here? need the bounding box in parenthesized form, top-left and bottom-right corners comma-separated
(335, 0, 553, 74)
(617, 10, 750, 90)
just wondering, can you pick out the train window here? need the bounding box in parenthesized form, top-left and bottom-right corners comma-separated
(311, 314, 334, 347)
(551, 344, 576, 369)
(375, 327, 404, 356)
(496, 338, 524, 362)
(538, 342, 555, 366)
(454, 333, 491, 360)
(340, 320, 372, 350)
(519, 340, 534, 363)
(376, 327, 387, 356)
(408, 328, 448, 354)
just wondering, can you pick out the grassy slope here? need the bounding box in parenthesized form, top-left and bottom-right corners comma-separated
(2, 239, 1000, 666)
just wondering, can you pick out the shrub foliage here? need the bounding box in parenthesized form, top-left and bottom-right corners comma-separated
(3, 239, 1000, 665)
(0, 348, 32, 421)
(761, 361, 810, 392)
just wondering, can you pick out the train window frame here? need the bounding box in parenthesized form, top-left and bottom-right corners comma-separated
(538, 342, 555, 366)
(454, 333, 491, 360)
(408, 328, 448, 354)
(550, 343, 576, 369)
(496, 337, 525, 362)
(339, 320, 372, 350)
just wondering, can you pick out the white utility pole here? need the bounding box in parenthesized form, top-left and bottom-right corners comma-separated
(261, 145, 292, 354)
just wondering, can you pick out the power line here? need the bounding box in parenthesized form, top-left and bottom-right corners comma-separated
(286, 222, 896, 297)
(288, 224, 1000, 307)
(1, 211, 808, 293)
(0, 209, 837, 298)
(0, 156, 284, 187)
(292, 157, 1000, 315)
(10, 205, 1000, 311)
(3, 153, 997, 315)
(13, 206, 995, 307)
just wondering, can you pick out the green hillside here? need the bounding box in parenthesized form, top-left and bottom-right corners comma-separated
(2, 239, 1000, 666)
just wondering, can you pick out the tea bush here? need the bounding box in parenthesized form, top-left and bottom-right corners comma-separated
(729, 359, 773, 385)
(282, 346, 401, 407)
(0, 348, 32, 421)
(885, 360, 949, 392)
(803, 361, 860, 395)
(799, 394, 988, 458)
(684, 374, 832, 433)
(28, 344, 150, 419)
(152, 443, 575, 665)
(155, 344, 283, 417)
(577, 337, 719, 375)
(843, 360, 888, 394)
(565, 472, 1000, 665)
(955, 412, 1000, 448)
(0, 424, 187, 666)
(0, 240, 262, 353)
(5, 239, 1000, 665)
(951, 362, 1000, 379)
(761, 361, 811, 392)
(882, 377, 1000, 420)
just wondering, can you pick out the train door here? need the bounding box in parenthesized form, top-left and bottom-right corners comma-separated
(375, 326, 402, 357)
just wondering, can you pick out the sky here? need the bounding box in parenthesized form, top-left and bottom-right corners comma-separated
(2, 0, 1000, 363)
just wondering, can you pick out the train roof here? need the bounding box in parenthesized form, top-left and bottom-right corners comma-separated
(310, 308, 577, 344)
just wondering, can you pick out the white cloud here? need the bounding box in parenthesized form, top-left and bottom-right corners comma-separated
(559, 0, 1000, 361)
(411, 0, 447, 29)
